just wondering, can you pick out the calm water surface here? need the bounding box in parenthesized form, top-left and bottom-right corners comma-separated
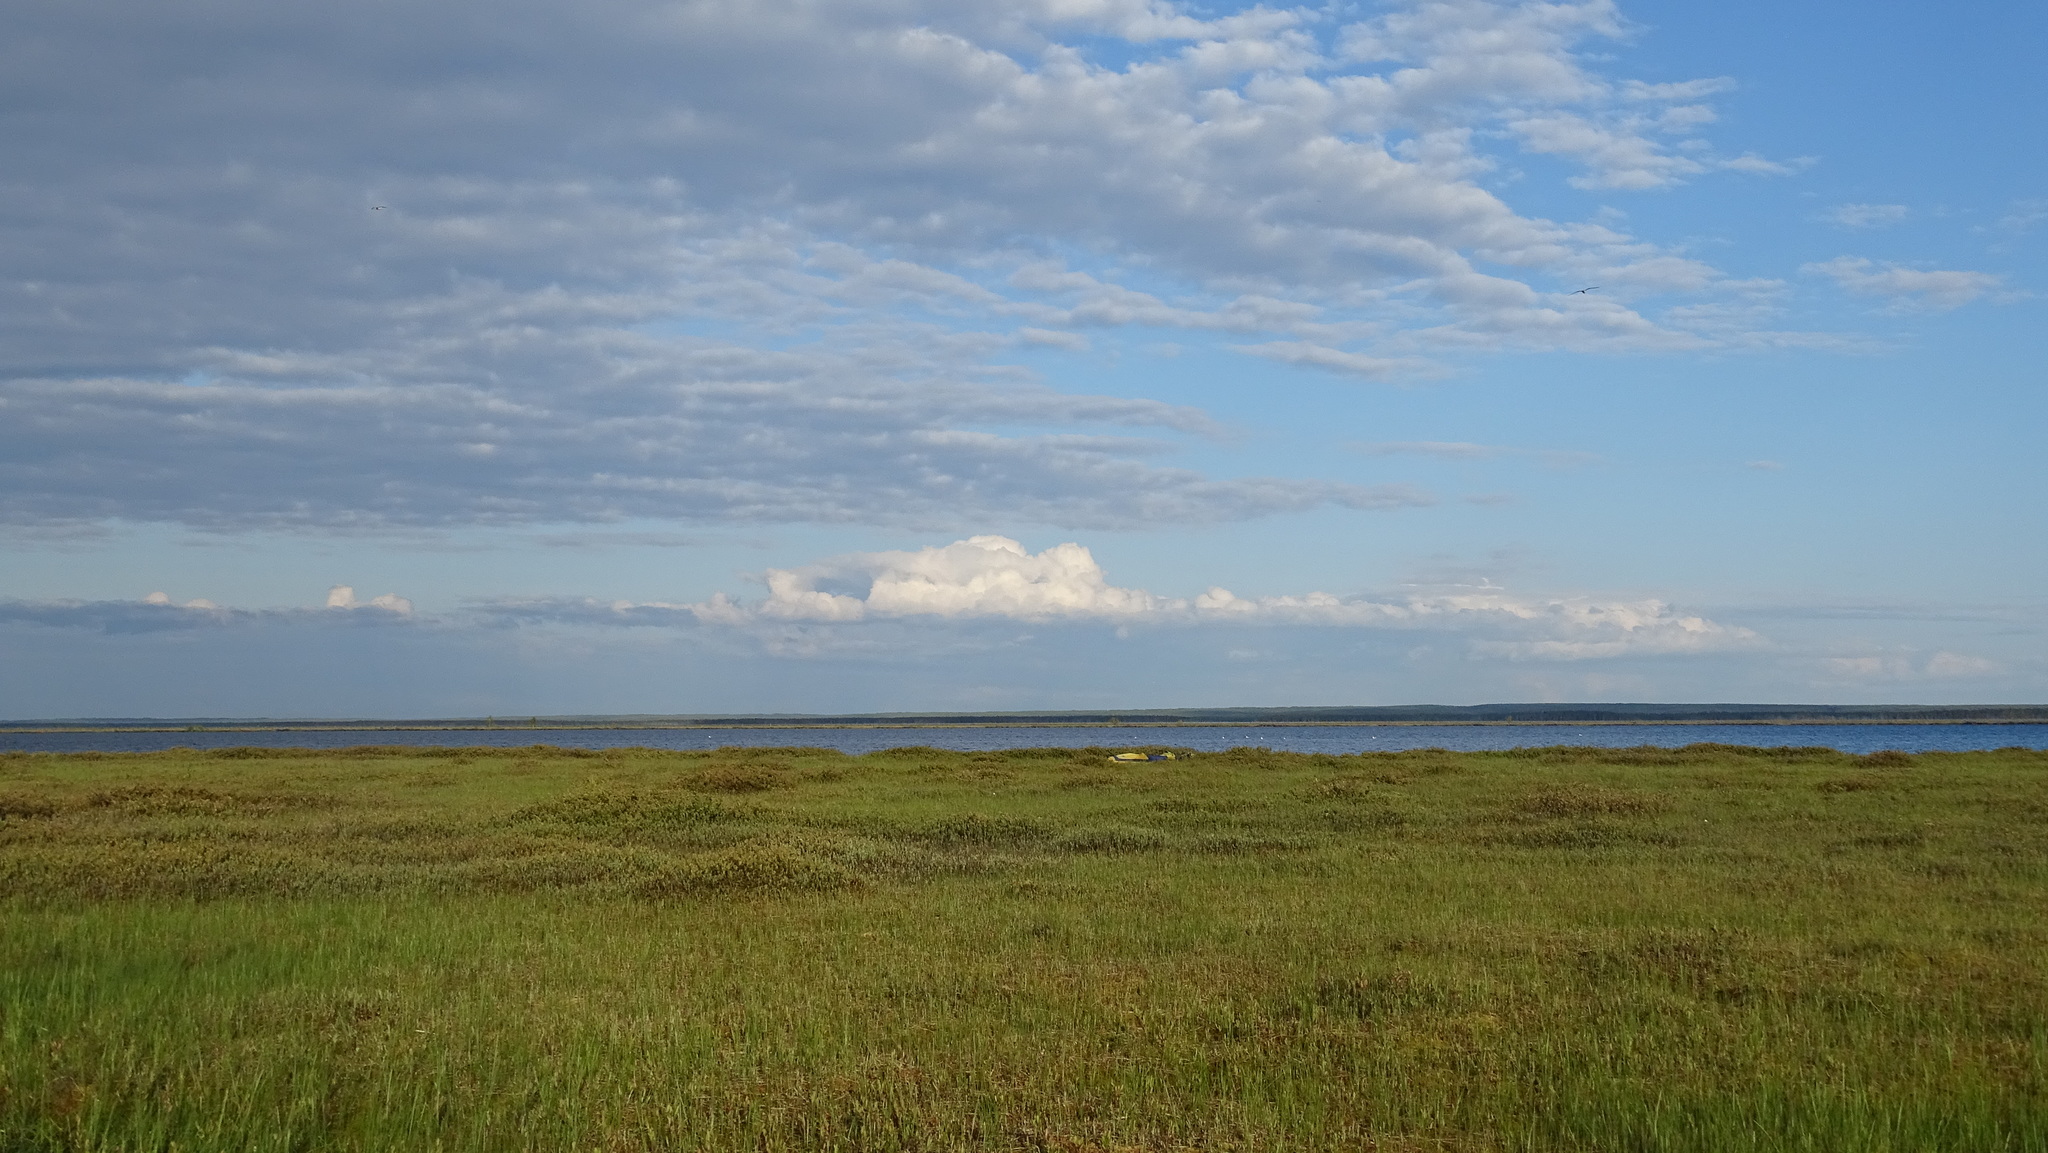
(2, 723, 2041, 755)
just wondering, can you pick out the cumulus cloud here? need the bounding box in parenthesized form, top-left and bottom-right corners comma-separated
(144, 591, 218, 610)
(0, 0, 1824, 532)
(515, 534, 1758, 660)
(1803, 257, 2005, 312)
(326, 586, 415, 614)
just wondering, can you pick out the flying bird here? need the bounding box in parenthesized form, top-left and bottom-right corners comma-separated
(1570, 286, 1598, 294)
(371, 205, 385, 211)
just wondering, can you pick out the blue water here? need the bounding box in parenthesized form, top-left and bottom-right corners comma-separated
(1, 723, 2041, 755)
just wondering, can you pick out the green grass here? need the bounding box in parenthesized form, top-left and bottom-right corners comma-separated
(1, 741, 2043, 1151)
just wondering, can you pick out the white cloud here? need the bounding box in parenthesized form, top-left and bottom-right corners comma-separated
(780, 535, 1174, 621)
(325, 585, 414, 614)
(1803, 257, 2004, 312)
(1510, 113, 1713, 191)
(0, 0, 1831, 533)
(1331, 1, 1786, 191)
(577, 534, 1760, 660)
(0, 586, 419, 634)
(142, 590, 218, 609)
(1015, 327, 1091, 350)
(1231, 342, 1434, 380)
(1825, 203, 1907, 229)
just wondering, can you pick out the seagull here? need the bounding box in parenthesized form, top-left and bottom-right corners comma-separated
(1570, 286, 1598, 294)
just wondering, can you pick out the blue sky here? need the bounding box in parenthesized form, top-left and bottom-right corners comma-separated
(1, 0, 2041, 718)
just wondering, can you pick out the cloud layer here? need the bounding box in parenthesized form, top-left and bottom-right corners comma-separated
(11, 546, 2045, 716)
(493, 534, 1758, 661)
(1, 533, 1756, 664)
(2, 0, 1821, 532)
(1804, 257, 2005, 313)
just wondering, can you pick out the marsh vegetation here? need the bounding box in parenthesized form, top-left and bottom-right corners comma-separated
(1, 742, 2043, 1150)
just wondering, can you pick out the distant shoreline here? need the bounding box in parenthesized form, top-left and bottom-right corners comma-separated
(10, 702, 2047, 735)
(6, 718, 2046, 735)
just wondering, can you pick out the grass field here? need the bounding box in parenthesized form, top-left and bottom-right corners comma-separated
(1, 741, 2043, 1151)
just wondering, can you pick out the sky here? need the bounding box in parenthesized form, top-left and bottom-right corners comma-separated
(1, 0, 2042, 719)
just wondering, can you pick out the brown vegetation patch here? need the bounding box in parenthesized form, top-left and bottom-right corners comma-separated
(1495, 822, 1681, 850)
(1303, 776, 1383, 801)
(1281, 971, 1452, 1021)
(689, 763, 794, 793)
(914, 814, 1051, 847)
(636, 840, 863, 896)
(1320, 807, 1407, 833)
(83, 785, 338, 817)
(1572, 928, 1768, 999)
(0, 794, 60, 820)
(509, 790, 740, 829)
(1052, 825, 1169, 853)
(1056, 773, 1117, 790)
(1513, 784, 1668, 817)
(1188, 832, 1312, 854)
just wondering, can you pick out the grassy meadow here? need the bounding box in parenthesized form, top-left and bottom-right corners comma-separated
(0, 740, 2043, 1151)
